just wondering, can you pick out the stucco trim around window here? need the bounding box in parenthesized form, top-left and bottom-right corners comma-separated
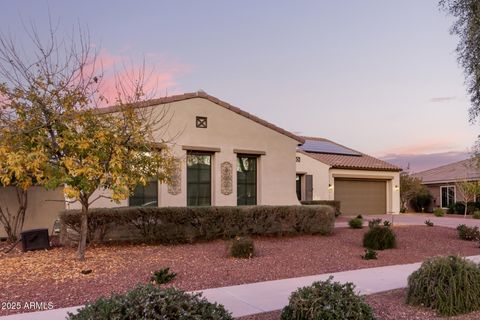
(182, 146, 221, 153)
(233, 149, 266, 155)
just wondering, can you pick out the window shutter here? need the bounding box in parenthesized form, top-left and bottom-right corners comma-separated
(306, 175, 313, 201)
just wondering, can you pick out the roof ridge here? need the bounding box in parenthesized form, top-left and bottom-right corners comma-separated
(98, 91, 305, 144)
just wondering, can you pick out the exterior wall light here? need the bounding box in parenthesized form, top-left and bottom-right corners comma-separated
(394, 185, 399, 191)
(328, 184, 333, 190)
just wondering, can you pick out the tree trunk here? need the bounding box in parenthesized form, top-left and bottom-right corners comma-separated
(77, 196, 89, 261)
(0, 188, 28, 243)
(465, 201, 468, 218)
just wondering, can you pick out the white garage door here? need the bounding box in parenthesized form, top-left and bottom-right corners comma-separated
(334, 179, 387, 215)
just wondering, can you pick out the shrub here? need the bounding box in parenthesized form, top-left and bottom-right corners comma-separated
(60, 205, 335, 244)
(383, 220, 391, 227)
(363, 226, 396, 250)
(368, 218, 382, 229)
(68, 285, 233, 320)
(473, 211, 480, 219)
(281, 276, 374, 320)
(424, 219, 434, 227)
(433, 208, 445, 217)
(229, 236, 255, 259)
(449, 201, 480, 215)
(362, 248, 378, 260)
(457, 224, 480, 241)
(301, 200, 341, 217)
(348, 218, 363, 229)
(150, 267, 176, 285)
(410, 191, 433, 212)
(406, 256, 480, 316)
(356, 214, 363, 219)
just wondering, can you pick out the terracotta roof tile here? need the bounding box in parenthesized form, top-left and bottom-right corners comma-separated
(97, 91, 304, 144)
(299, 136, 401, 172)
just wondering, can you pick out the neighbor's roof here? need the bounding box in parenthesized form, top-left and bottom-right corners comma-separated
(98, 91, 304, 144)
(413, 159, 480, 184)
(298, 136, 402, 172)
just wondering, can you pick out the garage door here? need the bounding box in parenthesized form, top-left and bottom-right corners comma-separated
(334, 179, 386, 215)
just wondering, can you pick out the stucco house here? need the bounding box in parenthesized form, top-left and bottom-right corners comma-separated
(295, 136, 401, 215)
(1, 92, 305, 238)
(413, 159, 480, 209)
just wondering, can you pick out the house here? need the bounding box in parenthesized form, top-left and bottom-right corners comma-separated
(295, 136, 401, 215)
(413, 159, 480, 209)
(1, 91, 307, 238)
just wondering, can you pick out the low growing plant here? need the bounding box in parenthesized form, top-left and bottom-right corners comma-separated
(473, 211, 480, 219)
(150, 267, 176, 285)
(356, 214, 363, 219)
(363, 226, 396, 250)
(281, 276, 374, 320)
(229, 236, 255, 259)
(406, 256, 480, 316)
(433, 208, 445, 217)
(68, 285, 233, 320)
(348, 217, 363, 229)
(383, 220, 391, 227)
(362, 248, 378, 260)
(424, 219, 434, 227)
(457, 224, 480, 241)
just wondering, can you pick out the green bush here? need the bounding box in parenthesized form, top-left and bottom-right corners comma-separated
(433, 208, 445, 217)
(363, 226, 396, 250)
(473, 211, 480, 219)
(406, 256, 480, 316)
(383, 220, 391, 227)
(60, 205, 335, 244)
(356, 214, 363, 219)
(301, 200, 341, 217)
(362, 248, 378, 260)
(229, 236, 255, 258)
(281, 276, 374, 320)
(410, 191, 432, 213)
(448, 201, 480, 215)
(68, 285, 233, 320)
(348, 217, 363, 229)
(457, 224, 480, 241)
(424, 219, 434, 227)
(150, 267, 176, 285)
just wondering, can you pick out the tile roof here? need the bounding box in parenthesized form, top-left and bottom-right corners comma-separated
(97, 91, 304, 144)
(412, 159, 480, 184)
(299, 136, 402, 172)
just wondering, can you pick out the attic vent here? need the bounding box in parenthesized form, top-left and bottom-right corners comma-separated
(196, 116, 207, 128)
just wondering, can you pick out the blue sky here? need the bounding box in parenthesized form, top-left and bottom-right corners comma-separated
(0, 0, 476, 172)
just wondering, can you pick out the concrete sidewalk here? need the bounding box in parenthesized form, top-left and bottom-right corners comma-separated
(3, 255, 480, 319)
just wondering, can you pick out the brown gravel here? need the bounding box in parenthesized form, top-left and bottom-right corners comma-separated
(1, 225, 479, 316)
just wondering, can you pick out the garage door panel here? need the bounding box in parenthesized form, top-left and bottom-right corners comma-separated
(334, 179, 386, 215)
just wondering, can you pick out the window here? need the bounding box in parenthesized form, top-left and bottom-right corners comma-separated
(237, 155, 257, 205)
(441, 186, 455, 208)
(296, 175, 302, 201)
(129, 179, 158, 207)
(187, 152, 212, 206)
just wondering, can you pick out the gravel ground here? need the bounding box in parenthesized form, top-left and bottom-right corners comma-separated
(1, 225, 479, 316)
(240, 289, 480, 320)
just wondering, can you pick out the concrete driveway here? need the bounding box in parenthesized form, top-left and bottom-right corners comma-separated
(336, 213, 480, 229)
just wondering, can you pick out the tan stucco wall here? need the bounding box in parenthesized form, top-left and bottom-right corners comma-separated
(0, 186, 65, 238)
(295, 152, 401, 214)
(69, 97, 300, 209)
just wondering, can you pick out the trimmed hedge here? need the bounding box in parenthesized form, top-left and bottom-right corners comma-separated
(301, 200, 341, 217)
(60, 205, 335, 244)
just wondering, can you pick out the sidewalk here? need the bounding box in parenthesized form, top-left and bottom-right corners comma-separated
(3, 255, 480, 319)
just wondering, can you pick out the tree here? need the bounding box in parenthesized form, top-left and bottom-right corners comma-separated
(400, 172, 424, 212)
(440, 0, 480, 122)
(0, 24, 175, 260)
(455, 180, 480, 217)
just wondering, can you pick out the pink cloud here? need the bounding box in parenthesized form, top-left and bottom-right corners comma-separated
(92, 49, 191, 106)
(378, 138, 463, 156)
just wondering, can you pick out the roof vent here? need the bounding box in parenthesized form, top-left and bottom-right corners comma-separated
(196, 90, 206, 95)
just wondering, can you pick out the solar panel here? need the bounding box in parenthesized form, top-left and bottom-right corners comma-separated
(300, 140, 361, 156)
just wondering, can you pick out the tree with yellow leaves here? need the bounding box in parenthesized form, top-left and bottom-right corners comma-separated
(0, 24, 175, 260)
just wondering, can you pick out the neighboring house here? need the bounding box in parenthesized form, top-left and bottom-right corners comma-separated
(295, 136, 401, 215)
(413, 159, 480, 210)
(0, 91, 307, 238)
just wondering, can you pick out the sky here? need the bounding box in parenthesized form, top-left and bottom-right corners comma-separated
(0, 0, 477, 172)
